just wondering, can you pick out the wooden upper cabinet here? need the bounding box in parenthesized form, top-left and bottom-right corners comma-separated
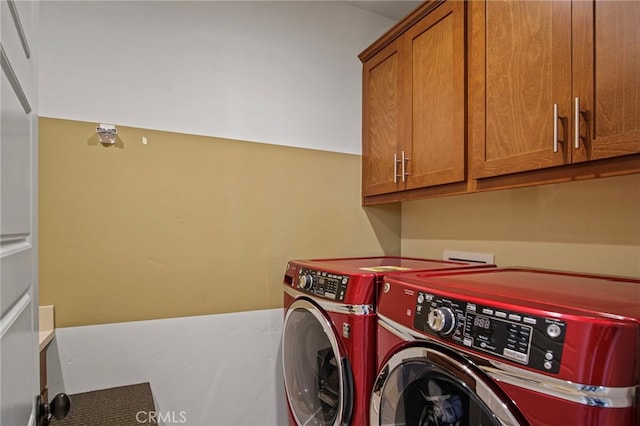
(362, 39, 405, 196)
(361, 0, 466, 200)
(572, 1, 640, 163)
(406, 1, 466, 190)
(470, 0, 572, 178)
(471, 0, 640, 179)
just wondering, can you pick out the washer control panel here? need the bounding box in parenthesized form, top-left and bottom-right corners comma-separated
(414, 291, 566, 374)
(297, 268, 349, 301)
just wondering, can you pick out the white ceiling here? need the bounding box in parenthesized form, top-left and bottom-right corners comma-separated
(343, 1, 423, 21)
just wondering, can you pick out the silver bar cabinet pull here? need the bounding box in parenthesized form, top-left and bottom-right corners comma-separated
(393, 152, 398, 184)
(553, 103, 559, 153)
(574, 97, 580, 149)
(401, 150, 409, 182)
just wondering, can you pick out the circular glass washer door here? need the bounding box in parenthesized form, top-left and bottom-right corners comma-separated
(283, 299, 353, 426)
(371, 345, 525, 426)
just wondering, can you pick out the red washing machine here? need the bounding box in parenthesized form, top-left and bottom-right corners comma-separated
(282, 256, 494, 426)
(371, 267, 640, 426)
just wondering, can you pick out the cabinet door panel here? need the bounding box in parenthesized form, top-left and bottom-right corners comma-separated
(573, 0, 640, 162)
(362, 42, 404, 196)
(407, 1, 465, 189)
(471, 0, 572, 178)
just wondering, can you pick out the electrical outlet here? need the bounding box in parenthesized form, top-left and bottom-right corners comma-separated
(443, 250, 494, 265)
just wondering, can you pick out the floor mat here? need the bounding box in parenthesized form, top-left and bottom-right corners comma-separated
(50, 382, 157, 426)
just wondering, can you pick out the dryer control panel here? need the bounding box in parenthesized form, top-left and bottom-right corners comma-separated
(297, 268, 349, 301)
(414, 291, 566, 374)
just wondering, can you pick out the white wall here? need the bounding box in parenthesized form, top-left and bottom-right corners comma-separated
(47, 309, 286, 426)
(39, 0, 395, 154)
(38, 1, 395, 424)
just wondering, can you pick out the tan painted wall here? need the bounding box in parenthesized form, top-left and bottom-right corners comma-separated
(402, 174, 640, 277)
(39, 117, 640, 327)
(39, 118, 401, 327)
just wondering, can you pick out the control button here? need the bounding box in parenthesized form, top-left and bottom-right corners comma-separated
(545, 352, 554, 361)
(547, 323, 562, 338)
(467, 303, 477, 312)
(428, 307, 456, 335)
(523, 317, 537, 325)
(495, 311, 507, 318)
(503, 348, 515, 359)
(417, 293, 424, 304)
(544, 361, 553, 370)
(342, 277, 348, 284)
(513, 352, 528, 363)
(482, 308, 494, 315)
(463, 337, 473, 347)
(508, 314, 521, 322)
(298, 274, 314, 290)
(383, 283, 390, 293)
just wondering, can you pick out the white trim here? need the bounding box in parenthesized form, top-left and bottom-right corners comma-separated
(0, 239, 32, 257)
(0, 45, 32, 113)
(0, 291, 32, 338)
(7, 0, 32, 59)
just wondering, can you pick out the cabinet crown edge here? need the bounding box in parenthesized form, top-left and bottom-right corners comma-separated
(358, 0, 444, 63)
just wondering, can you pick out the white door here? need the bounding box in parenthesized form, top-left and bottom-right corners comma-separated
(1, 0, 40, 425)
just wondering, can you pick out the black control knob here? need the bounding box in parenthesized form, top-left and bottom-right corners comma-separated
(428, 307, 456, 335)
(298, 274, 314, 290)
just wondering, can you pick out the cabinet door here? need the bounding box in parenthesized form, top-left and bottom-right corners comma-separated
(572, 0, 640, 163)
(404, 0, 465, 189)
(470, 0, 572, 178)
(362, 40, 407, 196)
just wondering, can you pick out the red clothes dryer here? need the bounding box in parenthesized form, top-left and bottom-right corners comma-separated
(282, 256, 493, 426)
(371, 267, 640, 426)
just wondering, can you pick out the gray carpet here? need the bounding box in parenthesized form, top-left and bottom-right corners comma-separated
(50, 382, 157, 426)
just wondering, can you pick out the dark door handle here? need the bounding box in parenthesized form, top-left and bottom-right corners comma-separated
(36, 393, 71, 426)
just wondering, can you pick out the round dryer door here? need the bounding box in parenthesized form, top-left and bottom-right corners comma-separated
(283, 299, 353, 426)
(371, 345, 525, 426)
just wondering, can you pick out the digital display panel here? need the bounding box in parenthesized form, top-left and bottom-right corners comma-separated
(473, 315, 491, 330)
